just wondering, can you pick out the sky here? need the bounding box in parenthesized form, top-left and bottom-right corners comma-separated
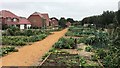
(0, 0, 120, 20)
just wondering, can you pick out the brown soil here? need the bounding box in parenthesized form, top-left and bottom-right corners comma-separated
(77, 43, 94, 59)
(0, 28, 68, 66)
(61, 43, 94, 59)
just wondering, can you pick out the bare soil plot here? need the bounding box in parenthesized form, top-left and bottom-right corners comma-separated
(61, 43, 94, 58)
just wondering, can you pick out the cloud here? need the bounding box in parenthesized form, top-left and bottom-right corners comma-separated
(1, 0, 120, 20)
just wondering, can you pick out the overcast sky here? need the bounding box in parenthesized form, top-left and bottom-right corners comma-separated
(0, 0, 120, 20)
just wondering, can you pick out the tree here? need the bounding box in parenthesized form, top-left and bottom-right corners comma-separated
(50, 17, 59, 21)
(116, 10, 120, 25)
(66, 18, 74, 23)
(58, 17, 67, 28)
(81, 11, 115, 28)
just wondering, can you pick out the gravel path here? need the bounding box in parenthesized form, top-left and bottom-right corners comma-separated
(0, 28, 68, 66)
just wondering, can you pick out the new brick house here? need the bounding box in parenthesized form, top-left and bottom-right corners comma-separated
(49, 17, 59, 27)
(28, 12, 50, 28)
(66, 22, 71, 27)
(41, 13, 50, 27)
(0, 10, 31, 29)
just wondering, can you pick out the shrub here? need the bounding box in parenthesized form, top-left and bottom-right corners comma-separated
(65, 31, 73, 36)
(2, 36, 26, 46)
(54, 37, 75, 49)
(77, 37, 87, 44)
(96, 49, 106, 59)
(84, 31, 109, 48)
(2, 33, 47, 46)
(15, 40, 26, 46)
(79, 57, 87, 66)
(91, 54, 99, 61)
(0, 46, 18, 56)
(29, 34, 47, 42)
(85, 46, 92, 52)
(24, 30, 33, 36)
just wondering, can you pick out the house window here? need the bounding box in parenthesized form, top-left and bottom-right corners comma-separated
(7, 17, 11, 22)
(13, 18, 18, 22)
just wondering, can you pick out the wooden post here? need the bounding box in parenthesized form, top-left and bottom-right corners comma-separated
(74, 38, 77, 49)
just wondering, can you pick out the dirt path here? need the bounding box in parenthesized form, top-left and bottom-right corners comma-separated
(0, 28, 68, 66)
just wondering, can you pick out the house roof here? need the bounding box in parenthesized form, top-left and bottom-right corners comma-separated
(0, 10, 19, 18)
(41, 13, 49, 20)
(0, 10, 31, 25)
(18, 17, 31, 24)
(31, 12, 44, 18)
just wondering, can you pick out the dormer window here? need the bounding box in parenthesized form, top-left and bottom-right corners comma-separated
(7, 17, 11, 22)
(13, 18, 18, 22)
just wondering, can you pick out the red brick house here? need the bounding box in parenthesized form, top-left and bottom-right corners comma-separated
(28, 12, 50, 28)
(41, 13, 49, 27)
(0, 10, 31, 29)
(66, 22, 71, 27)
(49, 17, 58, 27)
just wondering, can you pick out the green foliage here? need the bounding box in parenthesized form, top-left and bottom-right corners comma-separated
(91, 54, 99, 61)
(65, 31, 74, 36)
(79, 57, 87, 66)
(102, 46, 120, 67)
(95, 49, 106, 59)
(6, 26, 20, 36)
(77, 48, 83, 51)
(67, 18, 75, 23)
(77, 37, 87, 44)
(54, 37, 75, 49)
(59, 17, 67, 28)
(3, 26, 50, 36)
(42, 49, 87, 67)
(66, 26, 98, 37)
(2, 36, 26, 46)
(85, 31, 109, 48)
(116, 10, 120, 25)
(42, 52, 49, 60)
(0, 46, 18, 56)
(24, 30, 33, 36)
(82, 11, 115, 28)
(2, 34, 47, 46)
(2, 24, 9, 30)
(29, 34, 47, 42)
(2, 26, 49, 46)
(85, 46, 92, 52)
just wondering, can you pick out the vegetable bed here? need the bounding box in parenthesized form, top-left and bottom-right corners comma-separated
(41, 51, 86, 67)
(0, 46, 18, 56)
(2, 34, 47, 46)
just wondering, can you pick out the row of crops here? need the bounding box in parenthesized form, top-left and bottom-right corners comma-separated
(65, 26, 107, 37)
(2, 34, 47, 46)
(1, 26, 64, 57)
(40, 25, 119, 67)
(0, 46, 18, 56)
(39, 26, 107, 67)
(41, 49, 89, 67)
(1, 26, 51, 56)
(65, 26, 109, 48)
(65, 26, 119, 67)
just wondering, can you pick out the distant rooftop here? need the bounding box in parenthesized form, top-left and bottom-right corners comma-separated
(31, 12, 44, 18)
